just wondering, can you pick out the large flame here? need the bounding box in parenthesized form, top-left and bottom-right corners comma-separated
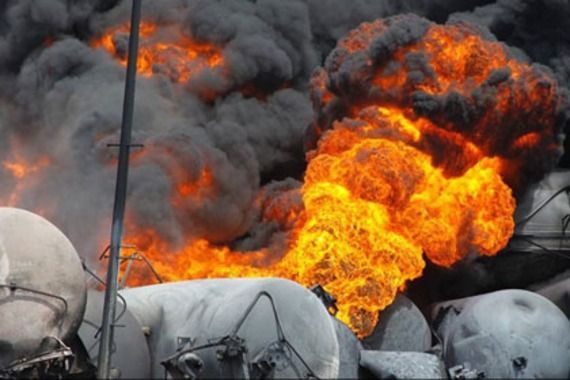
(92, 21, 224, 84)
(119, 16, 564, 337)
(123, 120, 515, 336)
(1, 16, 560, 338)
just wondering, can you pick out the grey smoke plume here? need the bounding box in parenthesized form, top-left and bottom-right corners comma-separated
(0, 0, 317, 260)
(0, 0, 567, 267)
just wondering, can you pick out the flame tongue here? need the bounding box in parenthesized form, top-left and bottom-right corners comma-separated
(2, 141, 51, 208)
(92, 21, 224, 84)
(120, 15, 563, 338)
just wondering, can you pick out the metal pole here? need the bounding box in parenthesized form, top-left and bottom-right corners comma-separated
(96, 0, 142, 378)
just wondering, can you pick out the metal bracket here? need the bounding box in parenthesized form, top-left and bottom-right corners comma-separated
(162, 351, 204, 380)
(448, 364, 485, 379)
(0, 337, 74, 379)
(310, 284, 338, 316)
(177, 337, 196, 350)
(513, 356, 527, 371)
(215, 336, 248, 361)
(106, 143, 144, 149)
(99, 245, 163, 287)
(250, 341, 290, 379)
(562, 214, 570, 235)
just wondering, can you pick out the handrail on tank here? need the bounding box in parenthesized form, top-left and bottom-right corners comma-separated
(0, 283, 69, 323)
(98, 244, 163, 287)
(80, 260, 129, 329)
(515, 184, 570, 227)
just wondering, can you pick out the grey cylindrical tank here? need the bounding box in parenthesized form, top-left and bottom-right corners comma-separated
(439, 289, 570, 378)
(360, 350, 447, 379)
(120, 278, 358, 379)
(0, 208, 87, 368)
(362, 294, 432, 352)
(331, 317, 361, 378)
(533, 277, 570, 318)
(77, 290, 151, 378)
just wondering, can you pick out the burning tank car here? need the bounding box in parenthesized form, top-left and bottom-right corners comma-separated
(2, 170, 570, 380)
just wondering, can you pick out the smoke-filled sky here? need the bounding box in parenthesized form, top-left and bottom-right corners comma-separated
(0, 0, 568, 266)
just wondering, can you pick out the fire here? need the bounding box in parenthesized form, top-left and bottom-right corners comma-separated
(121, 16, 563, 337)
(3, 161, 28, 179)
(92, 21, 224, 83)
(175, 167, 214, 199)
(2, 153, 51, 207)
(2, 157, 49, 179)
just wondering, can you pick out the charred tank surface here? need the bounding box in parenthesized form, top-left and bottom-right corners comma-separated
(0, 207, 87, 376)
(119, 278, 359, 379)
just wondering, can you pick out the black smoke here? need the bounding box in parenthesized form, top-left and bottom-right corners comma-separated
(0, 0, 567, 265)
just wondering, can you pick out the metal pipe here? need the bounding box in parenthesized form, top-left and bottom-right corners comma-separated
(96, 1, 142, 378)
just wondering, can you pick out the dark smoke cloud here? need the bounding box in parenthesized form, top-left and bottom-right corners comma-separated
(232, 177, 303, 255)
(0, 0, 316, 260)
(90, 0, 319, 94)
(306, 0, 494, 58)
(0, 0, 567, 266)
(449, 0, 570, 166)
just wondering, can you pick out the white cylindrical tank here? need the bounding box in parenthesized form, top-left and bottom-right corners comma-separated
(120, 278, 358, 379)
(0, 208, 87, 368)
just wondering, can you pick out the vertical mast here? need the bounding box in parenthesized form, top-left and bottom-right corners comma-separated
(96, 0, 142, 378)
